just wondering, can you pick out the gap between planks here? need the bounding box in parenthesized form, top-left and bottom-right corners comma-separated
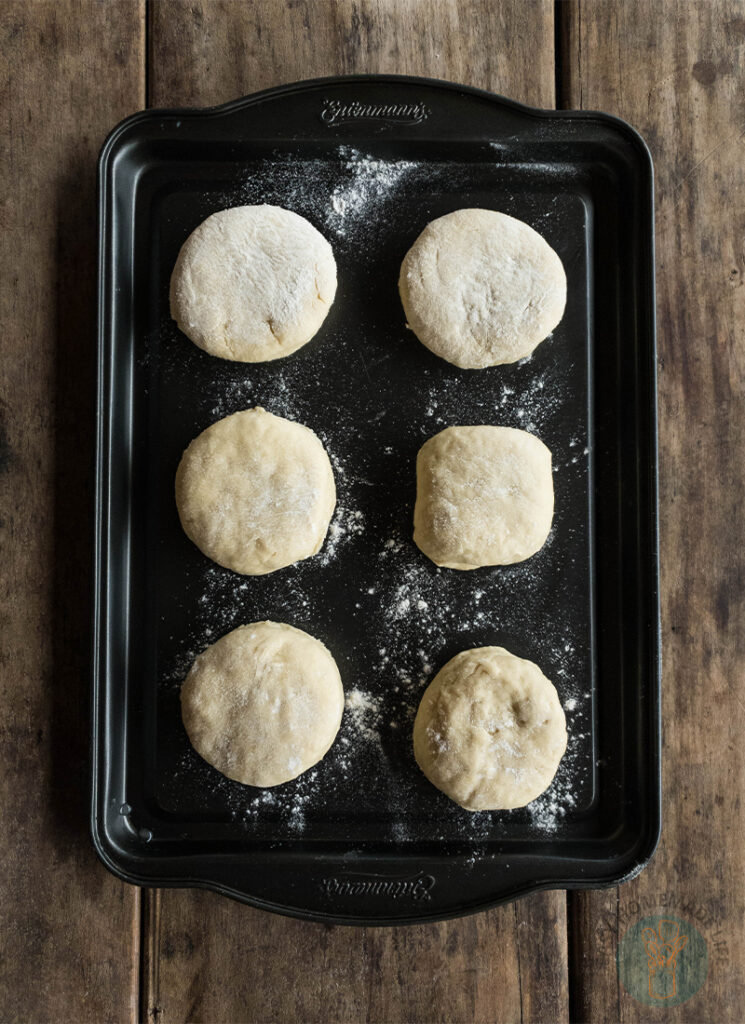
(140, 888, 162, 1023)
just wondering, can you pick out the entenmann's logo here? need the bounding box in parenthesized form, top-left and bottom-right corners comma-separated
(321, 872, 435, 901)
(320, 98, 431, 127)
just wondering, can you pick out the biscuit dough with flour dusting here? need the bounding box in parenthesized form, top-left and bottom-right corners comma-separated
(175, 407, 336, 575)
(399, 208, 566, 369)
(170, 205, 337, 362)
(181, 621, 344, 787)
(413, 425, 554, 569)
(413, 646, 567, 810)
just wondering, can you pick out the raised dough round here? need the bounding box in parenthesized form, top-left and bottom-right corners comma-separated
(399, 209, 566, 369)
(176, 407, 336, 575)
(413, 425, 553, 569)
(413, 646, 567, 810)
(170, 204, 337, 362)
(181, 621, 344, 787)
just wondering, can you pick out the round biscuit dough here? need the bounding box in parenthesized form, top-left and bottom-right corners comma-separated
(175, 407, 336, 575)
(170, 204, 337, 362)
(413, 646, 567, 810)
(399, 209, 566, 369)
(413, 425, 554, 569)
(181, 621, 344, 787)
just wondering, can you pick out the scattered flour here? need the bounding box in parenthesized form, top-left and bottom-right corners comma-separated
(345, 688, 383, 746)
(325, 151, 417, 236)
(318, 506, 366, 566)
(156, 146, 594, 848)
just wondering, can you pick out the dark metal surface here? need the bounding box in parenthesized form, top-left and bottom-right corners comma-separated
(93, 75, 660, 924)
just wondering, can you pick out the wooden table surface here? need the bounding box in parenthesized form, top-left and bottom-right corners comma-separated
(2, 1, 744, 1021)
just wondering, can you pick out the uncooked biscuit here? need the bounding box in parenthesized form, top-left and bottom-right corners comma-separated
(175, 407, 336, 575)
(181, 621, 344, 787)
(413, 425, 553, 569)
(399, 208, 566, 369)
(170, 204, 337, 362)
(413, 646, 567, 810)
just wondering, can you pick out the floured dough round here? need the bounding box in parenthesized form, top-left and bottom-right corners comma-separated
(399, 209, 566, 369)
(413, 425, 553, 569)
(181, 621, 344, 787)
(413, 646, 567, 810)
(176, 407, 336, 575)
(170, 204, 337, 362)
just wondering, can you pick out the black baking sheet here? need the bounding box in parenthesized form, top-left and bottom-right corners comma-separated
(93, 76, 660, 923)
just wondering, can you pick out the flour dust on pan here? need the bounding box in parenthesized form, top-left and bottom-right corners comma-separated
(155, 145, 593, 846)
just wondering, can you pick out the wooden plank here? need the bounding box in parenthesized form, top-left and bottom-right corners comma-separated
(563, 1, 745, 1019)
(148, 0, 556, 108)
(146, 2, 567, 1022)
(0, 2, 145, 1020)
(149, 887, 569, 1024)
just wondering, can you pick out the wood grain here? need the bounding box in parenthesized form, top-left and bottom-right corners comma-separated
(152, 887, 565, 1024)
(0, 2, 145, 1020)
(146, 2, 567, 1022)
(563, 1, 745, 1019)
(148, 0, 556, 108)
